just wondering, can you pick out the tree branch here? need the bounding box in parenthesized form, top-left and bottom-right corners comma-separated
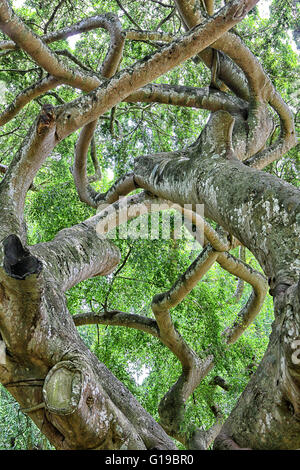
(31, 223, 120, 292)
(0, 1, 101, 91)
(245, 92, 297, 168)
(0, 104, 57, 220)
(55, 0, 259, 143)
(233, 246, 245, 301)
(125, 29, 174, 42)
(173, 0, 296, 160)
(43, 0, 66, 34)
(0, 75, 62, 127)
(72, 13, 125, 206)
(0, 1, 259, 220)
(174, 0, 250, 100)
(188, 406, 225, 450)
(73, 310, 160, 338)
(115, 0, 142, 30)
(54, 49, 92, 72)
(125, 83, 248, 116)
(0, 79, 247, 128)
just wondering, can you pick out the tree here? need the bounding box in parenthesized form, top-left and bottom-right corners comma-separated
(0, 0, 299, 450)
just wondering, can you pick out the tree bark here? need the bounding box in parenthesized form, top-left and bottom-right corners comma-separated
(133, 110, 300, 449)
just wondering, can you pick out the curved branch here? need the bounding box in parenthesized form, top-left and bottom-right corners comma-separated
(244, 92, 297, 168)
(0, 8, 125, 90)
(152, 245, 219, 317)
(151, 245, 218, 442)
(174, 0, 250, 100)
(72, 13, 125, 207)
(0, 14, 130, 52)
(233, 246, 245, 301)
(1, 104, 57, 219)
(183, 209, 268, 343)
(175, 204, 231, 252)
(0, 75, 62, 127)
(0, 1, 101, 91)
(125, 83, 248, 115)
(173, 0, 296, 162)
(1, 0, 259, 215)
(73, 310, 159, 338)
(73, 120, 100, 207)
(31, 225, 120, 292)
(1, 79, 248, 128)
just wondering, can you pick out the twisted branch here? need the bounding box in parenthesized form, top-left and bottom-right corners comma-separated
(174, 0, 296, 163)
(81, 191, 267, 447)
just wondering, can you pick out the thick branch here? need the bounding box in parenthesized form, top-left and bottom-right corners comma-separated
(73, 310, 159, 338)
(125, 83, 248, 116)
(0, 79, 247, 128)
(174, 0, 250, 100)
(0, 1, 101, 91)
(233, 246, 245, 301)
(125, 29, 174, 42)
(0, 104, 57, 220)
(53, 0, 259, 142)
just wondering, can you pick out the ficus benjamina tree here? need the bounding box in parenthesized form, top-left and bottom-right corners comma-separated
(0, 0, 299, 450)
